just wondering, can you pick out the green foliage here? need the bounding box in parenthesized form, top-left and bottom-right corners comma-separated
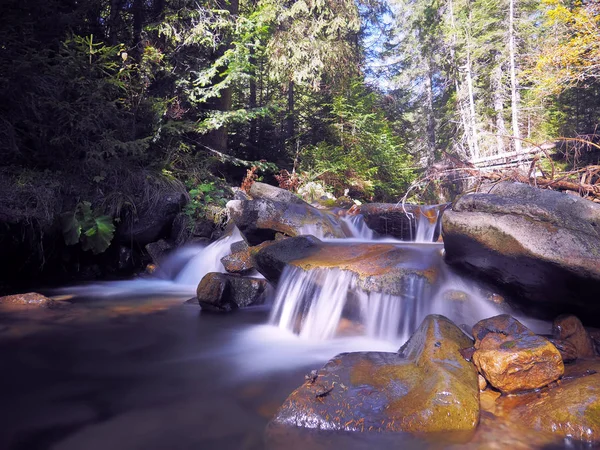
(61, 202, 115, 254)
(184, 181, 230, 223)
(301, 82, 416, 201)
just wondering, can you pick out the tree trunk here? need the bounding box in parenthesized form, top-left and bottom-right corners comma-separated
(509, 0, 521, 152)
(465, 38, 479, 160)
(447, 0, 474, 161)
(425, 61, 436, 164)
(205, 0, 240, 153)
(107, 0, 124, 45)
(286, 80, 295, 151)
(492, 57, 507, 154)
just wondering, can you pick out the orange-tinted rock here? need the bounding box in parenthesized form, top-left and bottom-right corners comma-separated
(472, 315, 564, 394)
(0, 292, 68, 309)
(478, 374, 488, 391)
(503, 359, 600, 443)
(553, 314, 596, 358)
(253, 235, 444, 295)
(271, 315, 479, 433)
(548, 338, 579, 363)
(221, 249, 254, 274)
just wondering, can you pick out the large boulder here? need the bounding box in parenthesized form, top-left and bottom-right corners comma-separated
(116, 190, 187, 246)
(196, 273, 268, 312)
(227, 198, 345, 245)
(252, 235, 444, 295)
(271, 315, 479, 433)
(443, 182, 600, 320)
(358, 203, 449, 240)
(472, 315, 564, 394)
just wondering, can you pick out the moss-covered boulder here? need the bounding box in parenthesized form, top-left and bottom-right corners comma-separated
(443, 182, 600, 320)
(472, 315, 564, 394)
(271, 315, 479, 433)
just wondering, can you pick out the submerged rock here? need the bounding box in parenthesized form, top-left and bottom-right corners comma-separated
(196, 273, 267, 312)
(502, 359, 600, 443)
(472, 315, 564, 394)
(253, 235, 443, 295)
(553, 314, 596, 358)
(443, 182, 600, 320)
(271, 315, 479, 433)
(227, 198, 345, 245)
(0, 292, 69, 309)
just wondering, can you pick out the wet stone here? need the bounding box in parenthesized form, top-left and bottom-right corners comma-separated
(196, 273, 267, 312)
(472, 315, 564, 394)
(503, 359, 600, 444)
(271, 315, 479, 433)
(553, 314, 596, 358)
(0, 292, 69, 309)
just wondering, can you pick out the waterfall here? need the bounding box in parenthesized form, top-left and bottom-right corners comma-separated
(269, 254, 504, 343)
(339, 214, 375, 240)
(270, 266, 435, 343)
(414, 205, 441, 243)
(173, 227, 243, 284)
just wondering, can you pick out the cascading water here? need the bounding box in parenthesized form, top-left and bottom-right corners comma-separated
(339, 214, 375, 240)
(269, 244, 503, 344)
(413, 205, 441, 242)
(59, 227, 244, 297)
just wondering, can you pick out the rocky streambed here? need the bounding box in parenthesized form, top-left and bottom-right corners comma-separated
(1, 180, 600, 448)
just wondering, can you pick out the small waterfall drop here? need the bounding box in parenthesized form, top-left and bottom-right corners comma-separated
(269, 250, 505, 343)
(414, 205, 441, 243)
(339, 214, 375, 240)
(173, 227, 243, 285)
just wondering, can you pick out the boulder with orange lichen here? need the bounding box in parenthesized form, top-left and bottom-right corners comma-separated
(270, 315, 479, 433)
(472, 315, 564, 394)
(253, 235, 444, 295)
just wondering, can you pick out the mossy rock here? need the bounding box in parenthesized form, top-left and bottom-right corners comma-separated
(271, 315, 479, 433)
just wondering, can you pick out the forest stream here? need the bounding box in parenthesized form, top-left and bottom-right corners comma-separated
(1, 201, 584, 450)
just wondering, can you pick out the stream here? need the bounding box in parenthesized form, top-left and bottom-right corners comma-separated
(0, 211, 553, 449)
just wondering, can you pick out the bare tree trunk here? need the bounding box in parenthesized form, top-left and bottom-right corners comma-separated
(465, 36, 479, 160)
(425, 61, 436, 164)
(286, 80, 295, 151)
(492, 57, 507, 154)
(447, 0, 474, 160)
(509, 0, 522, 152)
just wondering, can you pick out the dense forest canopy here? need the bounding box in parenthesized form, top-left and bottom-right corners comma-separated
(1, 0, 599, 204)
